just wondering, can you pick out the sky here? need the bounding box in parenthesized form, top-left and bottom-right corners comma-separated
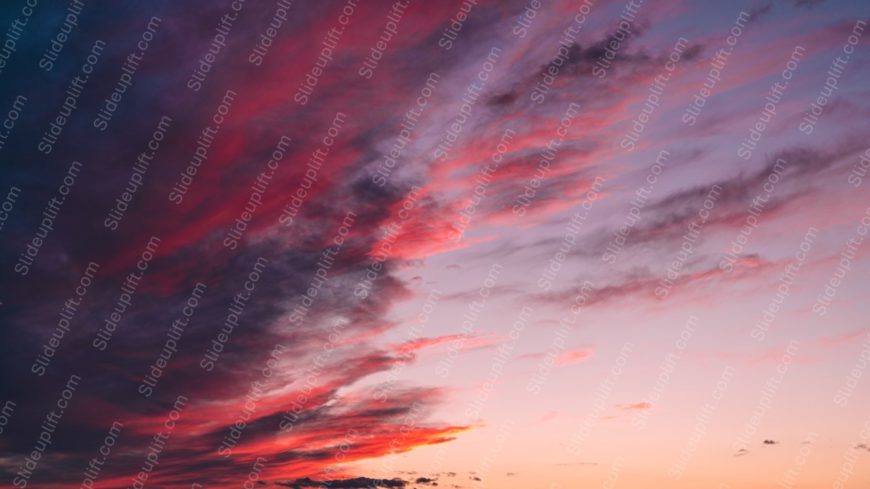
(0, 0, 869, 488)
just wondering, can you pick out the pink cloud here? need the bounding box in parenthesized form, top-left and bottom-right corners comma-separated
(555, 348, 596, 365)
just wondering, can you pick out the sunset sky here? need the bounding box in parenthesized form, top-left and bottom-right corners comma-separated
(1, 1, 869, 488)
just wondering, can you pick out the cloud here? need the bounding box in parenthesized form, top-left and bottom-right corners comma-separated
(616, 402, 652, 411)
(524, 141, 870, 312)
(556, 348, 595, 365)
(278, 477, 409, 488)
(392, 335, 470, 356)
(789, 0, 828, 7)
(746, 3, 773, 24)
(1, 1, 867, 487)
(0, 0, 478, 482)
(815, 328, 870, 347)
(762, 439, 779, 445)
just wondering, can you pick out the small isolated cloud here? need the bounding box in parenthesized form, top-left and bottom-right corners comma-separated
(734, 448, 750, 457)
(540, 410, 560, 422)
(855, 443, 870, 452)
(763, 439, 779, 445)
(556, 348, 595, 365)
(616, 402, 653, 411)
